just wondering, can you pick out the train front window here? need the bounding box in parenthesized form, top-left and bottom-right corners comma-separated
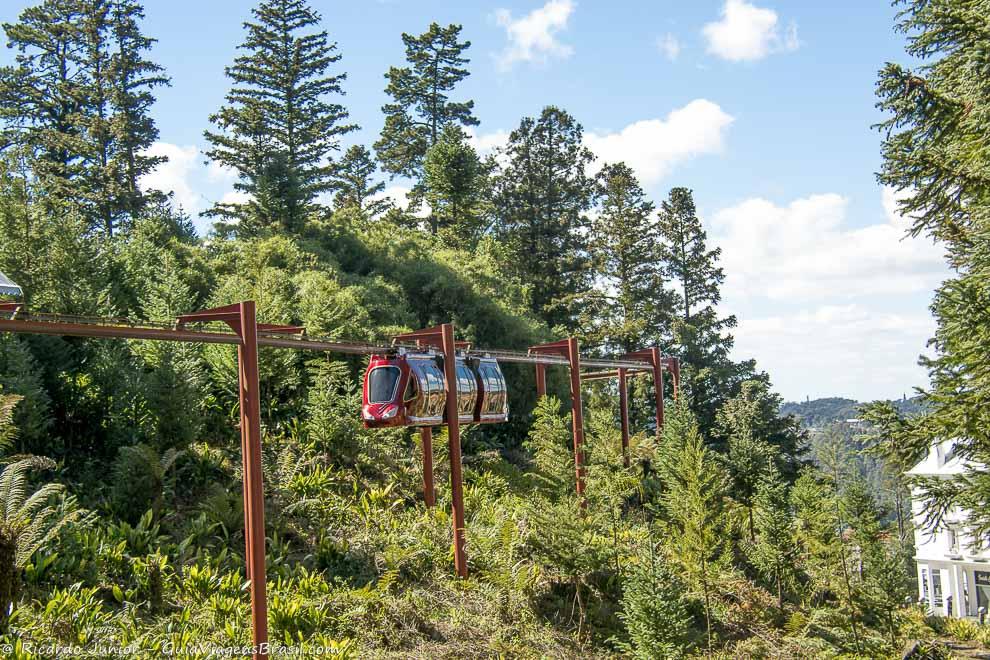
(368, 367, 400, 404)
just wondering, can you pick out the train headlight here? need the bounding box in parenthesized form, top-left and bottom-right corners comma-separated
(381, 405, 398, 420)
(362, 406, 374, 420)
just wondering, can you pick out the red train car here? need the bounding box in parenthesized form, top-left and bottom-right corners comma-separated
(362, 351, 508, 428)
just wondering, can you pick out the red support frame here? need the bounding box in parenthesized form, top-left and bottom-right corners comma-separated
(394, 324, 468, 577)
(529, 338, 586, 498)
(623, 348, 666, 440)
(420, 427, 436, 507)
(177, 303, 290, 659)
(618, 368, 630, 468)
(535, 363, 547, 399)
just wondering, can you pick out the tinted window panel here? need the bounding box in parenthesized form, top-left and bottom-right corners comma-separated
(368, 367, 400, 404)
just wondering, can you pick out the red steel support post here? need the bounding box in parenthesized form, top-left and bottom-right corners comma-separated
(237, 301, 268, 657)
(535, 363, 546, 398)
(420, 427, 435, 507)
(441, 324, 468, 578)
(567, 337, 586, 498)
(651, 347, 665, 438)
(618, 368, 630, 468)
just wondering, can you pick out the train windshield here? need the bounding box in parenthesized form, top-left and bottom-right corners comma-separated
(368, 366, 401, 403)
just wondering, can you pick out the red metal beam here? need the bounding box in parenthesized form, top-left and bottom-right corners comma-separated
(420, 427, 435, 507)
(567, 337, 586, 499)
(258, 323, 305, 335)
(441, 324, 468, 578)
(662, 357, 681, 400)
(394, 326, 469, 350)
(619, 368, 630, 468)
(535, 363, 546, 398)
(235, 302, 269, 658)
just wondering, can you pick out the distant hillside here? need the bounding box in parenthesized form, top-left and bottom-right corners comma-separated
(781, 396, 926, 428)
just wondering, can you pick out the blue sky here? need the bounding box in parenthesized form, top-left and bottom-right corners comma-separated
(0, 0, 948, 403)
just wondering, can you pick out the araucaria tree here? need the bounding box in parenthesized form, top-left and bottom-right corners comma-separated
(658, 403, 730, 651)
(657, 187, 746, 434)
(876, 0, 990, 539)
(586, 162, 672, 353)
(332, 145, 389, 217)
(375, 22, 478, 189)
(423, 124, 489, 245)
(204, 0, 356, 236)
(0, 0, 168, 234)
(494, 106, 595, 332)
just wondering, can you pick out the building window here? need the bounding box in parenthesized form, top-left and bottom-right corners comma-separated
(921, 568, 929, 602)
(933, 570, 944, 607)
(949, 528, 960, 554)
(975, 571, 990, 612)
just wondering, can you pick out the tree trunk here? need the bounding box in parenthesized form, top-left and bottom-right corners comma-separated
(701, 556, 713, 652)
(0, 530, 18, 633)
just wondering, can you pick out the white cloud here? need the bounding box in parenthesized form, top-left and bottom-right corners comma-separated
(710, 192, 947, 303)
(657, 33, 681, 61)
(584, 99, 734, 184)
(494, 0, 575, 71)
(369, 185, 431, 219)
(140, 142, 203, 214)
(702, 0, 799, 62)
(733, 304, 936, 401)
(465, 127, 511, 160)
(206, 159, 238, 184)
(139, 142, 252, 233)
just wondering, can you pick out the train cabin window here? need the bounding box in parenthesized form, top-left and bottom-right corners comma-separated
(456, 364, 476, 414)
(368, 366, 400, 404)
(427, 364, 444, 416)
(409, 361, 433, 418)
(403, 372, 418, 402)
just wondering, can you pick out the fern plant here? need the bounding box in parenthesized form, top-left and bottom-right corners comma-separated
(0, 456, 84, 630)
(0, 393, 22, 454)
(111, 444, 183, 524)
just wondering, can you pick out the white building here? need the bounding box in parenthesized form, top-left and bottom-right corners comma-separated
(909, 440, 990, 618)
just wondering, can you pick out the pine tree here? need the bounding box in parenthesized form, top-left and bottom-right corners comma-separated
(494, 106, 595, 332)
(716, 379, 808, 488)
(332, 145, 389, 217)
(106, 0, 169, 221)
(876, 1, 990, 537)
(658, 402, 730, 651)
(586, 162, 672, 354)
(1, 0, 167, 234)
(858, 401, 916, 540)
(0, 0, 87, 204)
(204, 0, 356, 236)
(374, 22, 478, 186)
(750, 465, 796, 609)
(657, 187, 744, 435)
(618, 540, 693, 659)
(423, 124, 489, 244)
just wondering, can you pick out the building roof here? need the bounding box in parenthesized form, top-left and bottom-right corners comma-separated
(907, 439, 975, 477)
(0, 271, 21, 297)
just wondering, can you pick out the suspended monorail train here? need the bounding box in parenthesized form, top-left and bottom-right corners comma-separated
(362, 350, 508, 428)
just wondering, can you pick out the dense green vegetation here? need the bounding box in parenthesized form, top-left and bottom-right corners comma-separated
(0, 0, 968, 656)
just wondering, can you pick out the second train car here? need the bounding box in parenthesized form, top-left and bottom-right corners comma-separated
(362, 350, 508, 428)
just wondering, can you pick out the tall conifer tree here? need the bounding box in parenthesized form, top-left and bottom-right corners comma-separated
(657, 187, 746, 434)
(0, 0, 166, 234)
(876, 0, 990, 536)
(332, 145, 389, 217)
(423, 124, 489, 244)
(375, 23, 477, 186)
(494, 106, 595, 332)
(204, 0, 356, 236)
(586, 162, 673, 353)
